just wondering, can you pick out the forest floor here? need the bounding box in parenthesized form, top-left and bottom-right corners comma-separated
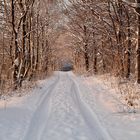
(0, 71, 140, 140)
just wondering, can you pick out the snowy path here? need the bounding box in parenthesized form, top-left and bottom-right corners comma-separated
(0, 72, 115, 140)
(22, 72, 111, 140)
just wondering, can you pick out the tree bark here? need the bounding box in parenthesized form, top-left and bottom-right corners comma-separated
(11, 0, 19, 89)
(136, 0, 140, 83)
(83, 25, 89, 71)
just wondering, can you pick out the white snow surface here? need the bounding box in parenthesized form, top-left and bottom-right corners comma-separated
(0, 71, 140, 140)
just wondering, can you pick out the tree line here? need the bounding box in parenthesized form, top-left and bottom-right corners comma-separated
(0, 0, 58, 90)
(63, 0, 140, 83)
(1, 0, 140, 92)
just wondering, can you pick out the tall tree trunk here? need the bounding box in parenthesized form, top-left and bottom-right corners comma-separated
(11, 0, 19, 89)
(19, 15, 27, 87)
(118, 0, 124, 76)
(84, 44, 89, 71)
(35, 13, 39, 75)
(93, 45, 97, 74)
(93, 31, 97, 74)
(83, 25, 89, 71)
(125, 11, 131, 78)
(136, 0, 140, 83)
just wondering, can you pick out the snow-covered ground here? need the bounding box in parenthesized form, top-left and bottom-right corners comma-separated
(0, 71, 140, 140)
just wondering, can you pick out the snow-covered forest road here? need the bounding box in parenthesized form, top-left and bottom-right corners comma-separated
(23, 72, 111, 140)
(0, 72, 140, 140)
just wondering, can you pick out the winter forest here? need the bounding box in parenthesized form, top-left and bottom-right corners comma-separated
(0, 0, 140, 140)
(0, 0, 140, 86)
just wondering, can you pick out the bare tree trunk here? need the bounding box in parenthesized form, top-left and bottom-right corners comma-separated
(11, 0, 19, 89)
(136, 0, 140, 83)
(84, 44, 89, 71)
(19, 15, 27, 87)
(93, 31, 97, 74)
(83, 25, 89, 71)
(36, 13, 39, 74)
(125, 11, 131, 78)
(93, 45, 97, 74)
(101, 35, 106, 72)
(44, 39, 49, 74)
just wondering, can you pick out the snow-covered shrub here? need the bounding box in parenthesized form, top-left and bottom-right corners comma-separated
(118, 82, 140, 112)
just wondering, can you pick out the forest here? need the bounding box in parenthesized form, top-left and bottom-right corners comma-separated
(0, 0, 140, 106)
(1, 1, 140, 140)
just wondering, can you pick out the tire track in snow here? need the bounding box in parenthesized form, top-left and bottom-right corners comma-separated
(69, 74, 113, 140)
(22, 73, 61, 140)
(23, 72, 113, 140)
(41, 73, 93, 140)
